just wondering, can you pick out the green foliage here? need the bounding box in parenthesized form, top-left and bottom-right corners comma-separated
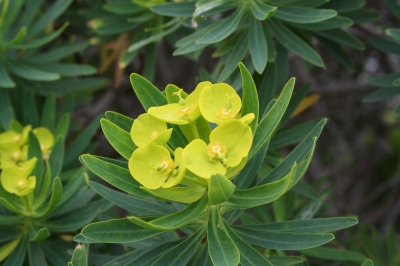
(79, 66, 360, 265)
(0, 93, 110, 265)
(0, 0, 107, 95)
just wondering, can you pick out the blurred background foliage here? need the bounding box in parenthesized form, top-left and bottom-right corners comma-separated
(1, 0, 400, 264)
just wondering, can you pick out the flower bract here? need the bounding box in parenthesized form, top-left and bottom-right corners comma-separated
(148, 81, 212, 125)
(130, 113, 172, 147)
(1, 157, 37, 196)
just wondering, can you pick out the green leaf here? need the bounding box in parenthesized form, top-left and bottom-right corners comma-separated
(265, 255, 305, 265)
(260, 118, 326, 184)
(103, 2, 145, 15)
(33, 161, 51, 208)
(81, 218, 162, 243)
(0, 64, 15, 88)
(316, 29, 365, 50)
(88, 181, 173, 216)
(130, 73, 167, 111)
(101, 119, 137, 159)
(54, 113, 70, 140)
(197, 7, 245, 44)
(151, 2, 195, 17)
(127, 20, 183, 52)
(237, 217, 357, 233)
(221, 218, 273, 266)
(368, 73, 400, 87)
(105, 111, 134, 132)
(299, 247, 366, 261)
(20, 86, 39, 127)
(268, 19, 324, 67)
(27, 0, 73, 37)
(27, 242, 47, 266)
(274, 6, 337, 24)
(218, 31, 248, 82)
(28, 131, 43, 179)
(250, 78, 295, 159)
(70, 244, 88, 266)
(27, 42, 90, 64)
(343, 9, 380, 24)
(129, 195, 207, 230)
(385, 0, 400, 18)
(208, 206, 240, 266)
(64, 114, 101, 166)
(34, 63, 96, 77)
(39, 78, 109, 96)
(321, 0, 365, 13)
(33, 177, 62, 217)
(152, 226, 207, 266)
(41, 94, 55, 130)
(250, 0, 276, 20)
(48, 137, 64, 179)
(0, 229, 19, 243)
(233, 227, 334, 250)
(362, 259, 374, 266)
(249, 17, 268, 74)
(370, 36, 400, 56)
(295, 16, 354, 31)
(208, 174, 236, 205)
(2, 234, 26, 266)
(142, 186, 206, 203)
(81, 155, 150, 199)
(14, 22, 69, 49)
(6, 61, 59, 81)
(223, 164, 294, 209)
(316, 34, 355, 72)
(239, 63, 259, 132)
(0, 88, 15, 129)
(30, 227, 50, 242)
(0, 216, 23, 226)
(363, 87, 400, 102)
(270, 119, 322, 148)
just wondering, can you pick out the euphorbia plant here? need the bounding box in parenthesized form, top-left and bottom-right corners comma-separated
(78, 63, 360, 265)
(0, 92, 111, 265)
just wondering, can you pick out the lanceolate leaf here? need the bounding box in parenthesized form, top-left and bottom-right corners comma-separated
(368, 73, 400, 87)
(208, 206, 240, 266)
(250, 0, 276, 20)
(128, 195, 207, 230)
(250, 78, 295, 159)
(268, 19, 324, 67)
(151, 2, 195, 17)
(81, 155, 151, 199)
(249, 17, 268, 74)
(299, 247, 367, 261)
(274, 6, 337, 24)
(101, 119, 137, 159)
(208, 174, 236, 205)
(236, 217, 358, 233)
(142, 186, 206, 203)
(130, 73, 167, 110)
(197, 7, 245, 44)
(233, 227, 334, 250)
(81, 218, 163, 243)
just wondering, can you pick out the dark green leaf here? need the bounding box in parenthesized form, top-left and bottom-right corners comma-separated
(28, 242, 47, 266)
(208, 206, 240, 266)
(208, 174, 236, 205)
(197, 7, 245, 44)
(299, 247, 366, 261)
(363, 87, 400, 102)
(30, 227, 50, 242)
(268, 19, 324, 67)
(0, 88, 14, 129)
(39, 78, 109, 96)
(321, 0, 365, 13)
(368, 73, 400, 87)
(130, 73, 167, 110)
(105, 111, 134, 132)
(101, 119, 137, 159)
(249, 17, 268, 74)
(295, 16, 353, 31)
(64, 114, 101, 166)
(81, 155, 150, 198)
(250, 0, 276, 20)
(316, 29, 364, 50)
(0, 64, 15, 88)
(27, 42, 90, 64)
(88, 181, 173, 216)
(274, 6, 337, 24)
(41, 94, 55, 130)
(81, 218, 162, 243)
(6, 61, 59, 81)
(48, 137, 64, 179)
(70, 244, 88, 266)
(151, 2, 195, 17)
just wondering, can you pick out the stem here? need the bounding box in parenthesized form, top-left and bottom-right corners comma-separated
(164, 144, 175, 156)
(183, 176, 207, 187)
(189, 121, 200, 139)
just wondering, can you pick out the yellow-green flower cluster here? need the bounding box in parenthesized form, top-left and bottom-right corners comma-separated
(128, 81, 254, 189)
(0, 125, 54, 197)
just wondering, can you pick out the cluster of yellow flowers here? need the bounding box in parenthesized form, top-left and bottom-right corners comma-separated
(128, 81, 254, 189)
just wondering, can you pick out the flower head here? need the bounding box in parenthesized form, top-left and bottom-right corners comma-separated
(128, 145, 186, 189)
(130, 113, 172, 147)
(148, 81, 212, 125)
(32, 127, 54, 158)
(1, 157, 37, 196)
(183, 120, 253, 179)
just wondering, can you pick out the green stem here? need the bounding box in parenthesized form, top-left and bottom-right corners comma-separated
(189, 121, 200, 139)
(164, 144, 175, 156)
(183, 176, 207, 187)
